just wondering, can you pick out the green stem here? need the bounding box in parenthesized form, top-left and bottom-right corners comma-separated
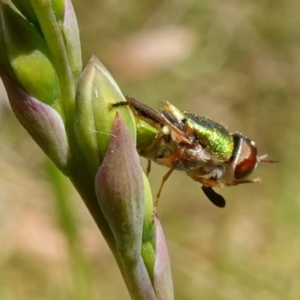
(69, 170, 117, 251)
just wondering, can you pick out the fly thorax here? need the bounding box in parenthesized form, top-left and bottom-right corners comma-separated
(184, 113, 234, 161)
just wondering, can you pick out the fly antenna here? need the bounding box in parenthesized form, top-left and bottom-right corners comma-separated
(258, 154, 278, 163)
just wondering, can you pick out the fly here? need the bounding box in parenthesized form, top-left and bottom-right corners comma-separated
(112, 95, 277, 208)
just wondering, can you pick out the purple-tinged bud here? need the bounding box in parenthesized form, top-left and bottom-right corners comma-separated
(95, 115, 160, 299)
(95, 114, 143, 262)
(1, 72, 69, 171)
(62, 0, 82, 82)
(153, 217, 174, 300)
(1, 4, 59, 105)
(75, 55, 135, 172)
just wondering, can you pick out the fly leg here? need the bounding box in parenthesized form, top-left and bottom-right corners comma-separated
(153, 148, 184, 215)
(138, 132, 165, 177)
(155, 161, 178, 205)
(195, 177, 225, 188)
(198, 176, 262, 187)
(152, 161, 179, 217)
(146, 160, 151, 176)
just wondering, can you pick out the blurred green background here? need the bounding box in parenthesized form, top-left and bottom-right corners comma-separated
(0, 0, 299, 299)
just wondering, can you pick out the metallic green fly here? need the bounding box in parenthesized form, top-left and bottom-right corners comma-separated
(112, 95, 277, 208)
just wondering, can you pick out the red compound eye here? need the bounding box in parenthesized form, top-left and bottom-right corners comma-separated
(232, 135, 258, 180)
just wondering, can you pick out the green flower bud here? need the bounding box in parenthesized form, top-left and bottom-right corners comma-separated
(0, 10, 20, 85)
(136, 119, 159, 152)
(141, 240, 155, 282)
(142, 173, 155, 235)
(1, 73, 69, 171)
(141, 173, 156, 279)
(52, 0, 65, 21)
(75, 55, 135, 173)
(1, 4, 59, 105)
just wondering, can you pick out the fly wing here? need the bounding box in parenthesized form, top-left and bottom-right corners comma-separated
(160, 101, 185, 131)
(125, 95, 166, 130)
(125, 95, 191, 144)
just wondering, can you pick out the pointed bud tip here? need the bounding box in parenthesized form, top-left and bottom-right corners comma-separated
(153, 217, 174, 299)
(75, 56, 135, 170)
